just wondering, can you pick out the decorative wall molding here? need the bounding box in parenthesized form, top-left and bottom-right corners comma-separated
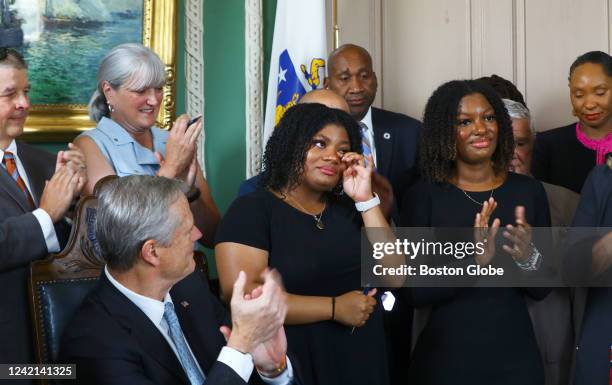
(185, 0, 205, 173)
(358, 0, 612, 132)
(468, 0, 479, 78)
(245, 0, 264, 178)
(513, 0, 527, 102)
(370, 0, 383, 106)
(336, 0, 383, 107)
(608, 0, 612, 53)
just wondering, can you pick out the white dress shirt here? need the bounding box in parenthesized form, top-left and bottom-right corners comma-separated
(104, 267, 293, 384)
(360, 107, 378, 166)
(0, 140, 60, 252)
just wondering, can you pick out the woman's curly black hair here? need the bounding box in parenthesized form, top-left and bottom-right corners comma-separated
(477, 74, 526, 107)
(261, 103, 362, 192)
(420, 79, 514, 183)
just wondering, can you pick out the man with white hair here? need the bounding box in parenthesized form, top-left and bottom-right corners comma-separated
(503, 97, 576, 385)
(60, 175, 296, 385)
(503, 98, 579, 228)
(504, 98, 536, 175)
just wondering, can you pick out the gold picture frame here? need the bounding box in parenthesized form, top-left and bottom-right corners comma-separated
(22, 0, 178, 142)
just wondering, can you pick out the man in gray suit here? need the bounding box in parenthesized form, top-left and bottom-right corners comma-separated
(503, 98, 575, 385)
(0, 48, 86, 367)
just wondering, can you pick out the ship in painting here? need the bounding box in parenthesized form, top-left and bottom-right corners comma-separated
(107, 0, 142, 20)
(43, 0, 111, 28)
(0, 0, 23, 47)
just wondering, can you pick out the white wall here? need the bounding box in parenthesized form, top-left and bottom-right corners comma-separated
(333, 0, 612, 131)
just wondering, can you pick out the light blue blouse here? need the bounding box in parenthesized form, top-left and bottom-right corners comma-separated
(80, 117, 169, 177)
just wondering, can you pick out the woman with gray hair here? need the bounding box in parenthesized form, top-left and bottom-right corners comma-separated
(75, 43, 220, 247)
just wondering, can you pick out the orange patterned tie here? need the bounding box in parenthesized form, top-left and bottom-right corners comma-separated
(2, 151, 35, 209)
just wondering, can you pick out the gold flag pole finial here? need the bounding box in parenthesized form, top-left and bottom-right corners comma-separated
(332, 0, 339, 49)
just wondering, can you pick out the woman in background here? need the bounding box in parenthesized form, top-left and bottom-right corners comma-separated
(532, 51, 612, 193)
(401, 79, 550, 385)
(75, 43, 219, 247)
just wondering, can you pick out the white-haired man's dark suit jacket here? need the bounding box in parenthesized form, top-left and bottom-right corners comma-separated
(60, 270, 299, 385)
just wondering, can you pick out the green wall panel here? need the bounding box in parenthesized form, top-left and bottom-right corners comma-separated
(203, 0, 245, 214)
(31, 143, 67, 154)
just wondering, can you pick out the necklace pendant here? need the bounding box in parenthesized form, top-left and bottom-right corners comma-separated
(316, 220, 325, 230)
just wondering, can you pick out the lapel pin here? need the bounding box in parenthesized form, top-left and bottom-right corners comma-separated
(383, 132, 391, 140)
(180, 301, 190, 308)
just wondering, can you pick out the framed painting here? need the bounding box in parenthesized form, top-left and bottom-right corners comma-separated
(2, 0, 177, 142)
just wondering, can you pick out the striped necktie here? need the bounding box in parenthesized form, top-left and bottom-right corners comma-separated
(163, 302, 205, 385)
(359, 122, 374, 167)
(2, 151, 35, 209)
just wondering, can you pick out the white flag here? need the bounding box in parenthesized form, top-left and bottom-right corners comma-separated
(262, 0, 327, 152)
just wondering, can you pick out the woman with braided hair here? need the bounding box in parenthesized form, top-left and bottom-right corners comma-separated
(400, 79, 551, 385)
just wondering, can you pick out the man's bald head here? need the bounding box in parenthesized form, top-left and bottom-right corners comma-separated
(298, 89, 350, 113)
(327, 44, 373, 75)
(324, 44, 377, 120)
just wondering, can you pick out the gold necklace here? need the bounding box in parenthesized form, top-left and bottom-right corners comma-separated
(285, 195, 327, 230)
(460, 188, 495, 206)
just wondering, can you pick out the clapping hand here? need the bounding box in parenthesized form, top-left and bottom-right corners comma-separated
(39, 164, 84, 222)
(55, 143, 87, 194)
(220, 282, 288, 375)
(342, 153, 374, 202)
(225, 269, 287, 355)
(219, 269, 288, 376)
(502, 206, 532, 263)
(155, 151, 198, 187)
(473, 198, 501, 266)
(56, 143, 86, 173)
(156, 114, 201, 186)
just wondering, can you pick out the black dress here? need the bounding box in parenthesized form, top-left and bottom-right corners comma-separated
(216, 189, 389, 385)
(532, 123, 596, 194)
(400, 172, 551, 385)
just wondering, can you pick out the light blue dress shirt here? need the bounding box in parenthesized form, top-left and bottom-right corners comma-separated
(79, 117, 168, 176)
